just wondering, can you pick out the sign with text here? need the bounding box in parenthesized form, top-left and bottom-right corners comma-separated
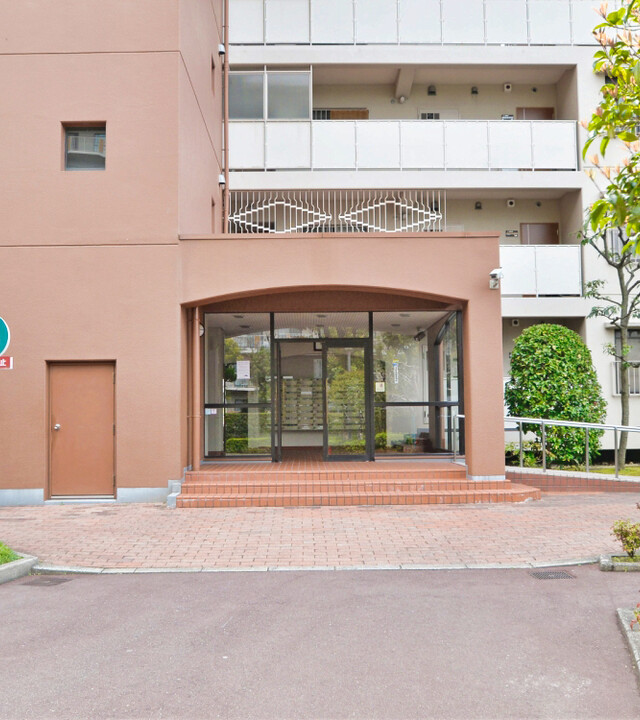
(236, 360, 251, 380)
(0, 317, 9, 356)
(0, 357, 13, 369)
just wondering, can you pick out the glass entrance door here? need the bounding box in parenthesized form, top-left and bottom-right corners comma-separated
(323, 340, 372, 461)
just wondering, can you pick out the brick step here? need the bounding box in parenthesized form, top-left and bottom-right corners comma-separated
(180, 479, 506, 495)
(176, 484, 540, 508)
(184, 467, 468, 485)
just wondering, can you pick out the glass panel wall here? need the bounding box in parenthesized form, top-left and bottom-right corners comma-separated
(204, 313, 271, 456)
(229, 73, 264, 119)
(268, 72, 310, 119)
(275, 312, 369, 339)
(373, 311, 461, 455)
(326, 344, 368, 457)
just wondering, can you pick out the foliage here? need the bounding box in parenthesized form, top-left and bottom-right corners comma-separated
(504, 324, 606, 464)
(630, 599, 640, 631)
(581, 1, 640, 465)
(583, 1, 640, 246)
(612, 518, 640, 557)
(504, 441, 541, 468)
(0, 541, 19, 565)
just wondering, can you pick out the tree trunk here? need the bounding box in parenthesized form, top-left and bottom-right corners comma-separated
(619, 270, 630, 469)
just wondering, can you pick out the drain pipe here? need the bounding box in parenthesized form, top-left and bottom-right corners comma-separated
(222, 0, 230, 234)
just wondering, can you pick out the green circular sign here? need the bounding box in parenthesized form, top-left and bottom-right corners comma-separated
(0, 317, 10, 356)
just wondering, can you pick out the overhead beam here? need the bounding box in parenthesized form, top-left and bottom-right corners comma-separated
(394, 67, 415, 100)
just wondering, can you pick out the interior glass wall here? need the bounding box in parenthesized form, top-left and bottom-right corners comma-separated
(373, 311, 461, 455)
(203, 311, 462, 460)
(204, 313, 271, 456)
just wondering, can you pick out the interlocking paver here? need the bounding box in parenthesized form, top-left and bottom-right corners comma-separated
(0, 492, 638, 570)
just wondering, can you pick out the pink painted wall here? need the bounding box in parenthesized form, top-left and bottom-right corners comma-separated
(0, 52, 181, 245)
(178, 0, 225, 235)
(0, 246, 183, 492)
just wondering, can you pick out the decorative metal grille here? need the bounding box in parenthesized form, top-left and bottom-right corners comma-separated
(229, 190, 444, 234)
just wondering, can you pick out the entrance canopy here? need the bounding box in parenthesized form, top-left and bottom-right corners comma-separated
(204, 310, 462, 462)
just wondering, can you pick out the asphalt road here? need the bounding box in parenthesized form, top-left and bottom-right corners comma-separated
(2, 566, 639, 719)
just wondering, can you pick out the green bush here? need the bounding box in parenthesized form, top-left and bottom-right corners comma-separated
(612, 519, 640, 558)
(505, 324, 606, 465)
(0, 541, 19, 565)
(224, 412, 248, 440)
(226, 437, 249, 454)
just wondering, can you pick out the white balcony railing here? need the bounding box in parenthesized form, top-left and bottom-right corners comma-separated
(230, 0, 600, 46)
(229, 120, 578, 172)
(500, 245, 582, 296)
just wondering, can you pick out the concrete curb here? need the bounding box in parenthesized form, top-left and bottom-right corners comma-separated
(617, 609, 640, 681)
(599, 554, 640, 571)
(32, 556, 599, 575)
(0, 553, 39, 585)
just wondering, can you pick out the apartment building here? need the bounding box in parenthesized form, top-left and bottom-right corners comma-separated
(0, 0, 621, 506)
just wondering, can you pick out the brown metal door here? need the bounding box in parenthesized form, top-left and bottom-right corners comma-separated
(49, 363, 115, 496)
(521, 223, 559, 245)
(516, 107, 555, 120)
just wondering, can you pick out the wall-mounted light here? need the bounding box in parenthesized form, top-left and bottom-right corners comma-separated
(398, 95, 407, 104)
(489, 268, 503, 290)
(218, 173, 226, 186)
(471, 86, 479, 95)
(218, 43, 226, 56)
(475, 201, 483, 210)
(428, 85, 437, 96)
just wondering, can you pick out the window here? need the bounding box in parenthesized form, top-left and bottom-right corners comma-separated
(229, 70, 310, 120)
(64, 125, 106, 170)
(229, 73, 264, 119)
(615, 329, 640, 363)
(267, 72, 309, 119)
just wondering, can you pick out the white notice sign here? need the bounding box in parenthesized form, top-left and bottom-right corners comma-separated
(236, 360, 251, 380)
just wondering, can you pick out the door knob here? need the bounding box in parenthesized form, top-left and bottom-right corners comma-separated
(53, 424, 61, 431)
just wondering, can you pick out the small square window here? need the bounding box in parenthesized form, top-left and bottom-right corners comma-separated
(64, 125, 106, 170)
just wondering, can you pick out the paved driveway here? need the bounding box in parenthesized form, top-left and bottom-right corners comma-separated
(1, 566, 639, 719)
(0, 493, 638, 570)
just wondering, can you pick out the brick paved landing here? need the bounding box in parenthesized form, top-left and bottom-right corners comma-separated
(178, 459, 540, 508)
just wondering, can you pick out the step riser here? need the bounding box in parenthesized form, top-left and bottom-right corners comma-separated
(184, 471, 468, 484)
(177, 488, 540, 508)
(180, 481, 505, 494)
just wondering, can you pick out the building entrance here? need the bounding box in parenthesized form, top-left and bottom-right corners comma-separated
(203, 311, 462, 462)
(274, 338, 372, 461)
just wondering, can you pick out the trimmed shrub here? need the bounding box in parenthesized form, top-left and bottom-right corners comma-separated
(505, 324, 606, 465)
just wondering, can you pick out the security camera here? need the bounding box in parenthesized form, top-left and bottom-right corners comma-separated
(504, 83, 512, 93)
(507, 199, 516, 208)
(414, 329, 426, 342)
(218, 43, 226, 56)
(489, 268, 503, 290)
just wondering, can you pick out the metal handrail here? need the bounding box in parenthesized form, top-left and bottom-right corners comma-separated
(505, 415, 640, 478)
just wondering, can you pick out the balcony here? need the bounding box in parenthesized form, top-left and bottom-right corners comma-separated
(230, 0, 598, 46)
(499, 245, 582, 297)
(229, 119, 578, 172)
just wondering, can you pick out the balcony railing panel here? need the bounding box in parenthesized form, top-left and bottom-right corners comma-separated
(231, 120, 577, 172)
(398, 0, 442, 44)
(500, 245, 582, 296)
(485, 1, 528, 44)
(229, 189, 444, 233)
(443, 0, 484, 44)
(311, 0, 353, 44)
(266, 0, 310, 43)
(230, 0, 599, 46)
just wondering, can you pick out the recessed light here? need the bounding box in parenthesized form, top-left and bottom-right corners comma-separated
(400, 313, 410, 317)
(240, 324, 250, 329)
(316, 314, 327, 318)
(233, 314, 244, 319)
(391, 323, 401, 328)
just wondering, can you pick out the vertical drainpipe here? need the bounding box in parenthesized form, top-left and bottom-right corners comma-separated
(192, 307, 202, 471)
(222, 0, 230, 234)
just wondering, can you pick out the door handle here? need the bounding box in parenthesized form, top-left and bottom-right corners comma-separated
(53, 424, 61, 431)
